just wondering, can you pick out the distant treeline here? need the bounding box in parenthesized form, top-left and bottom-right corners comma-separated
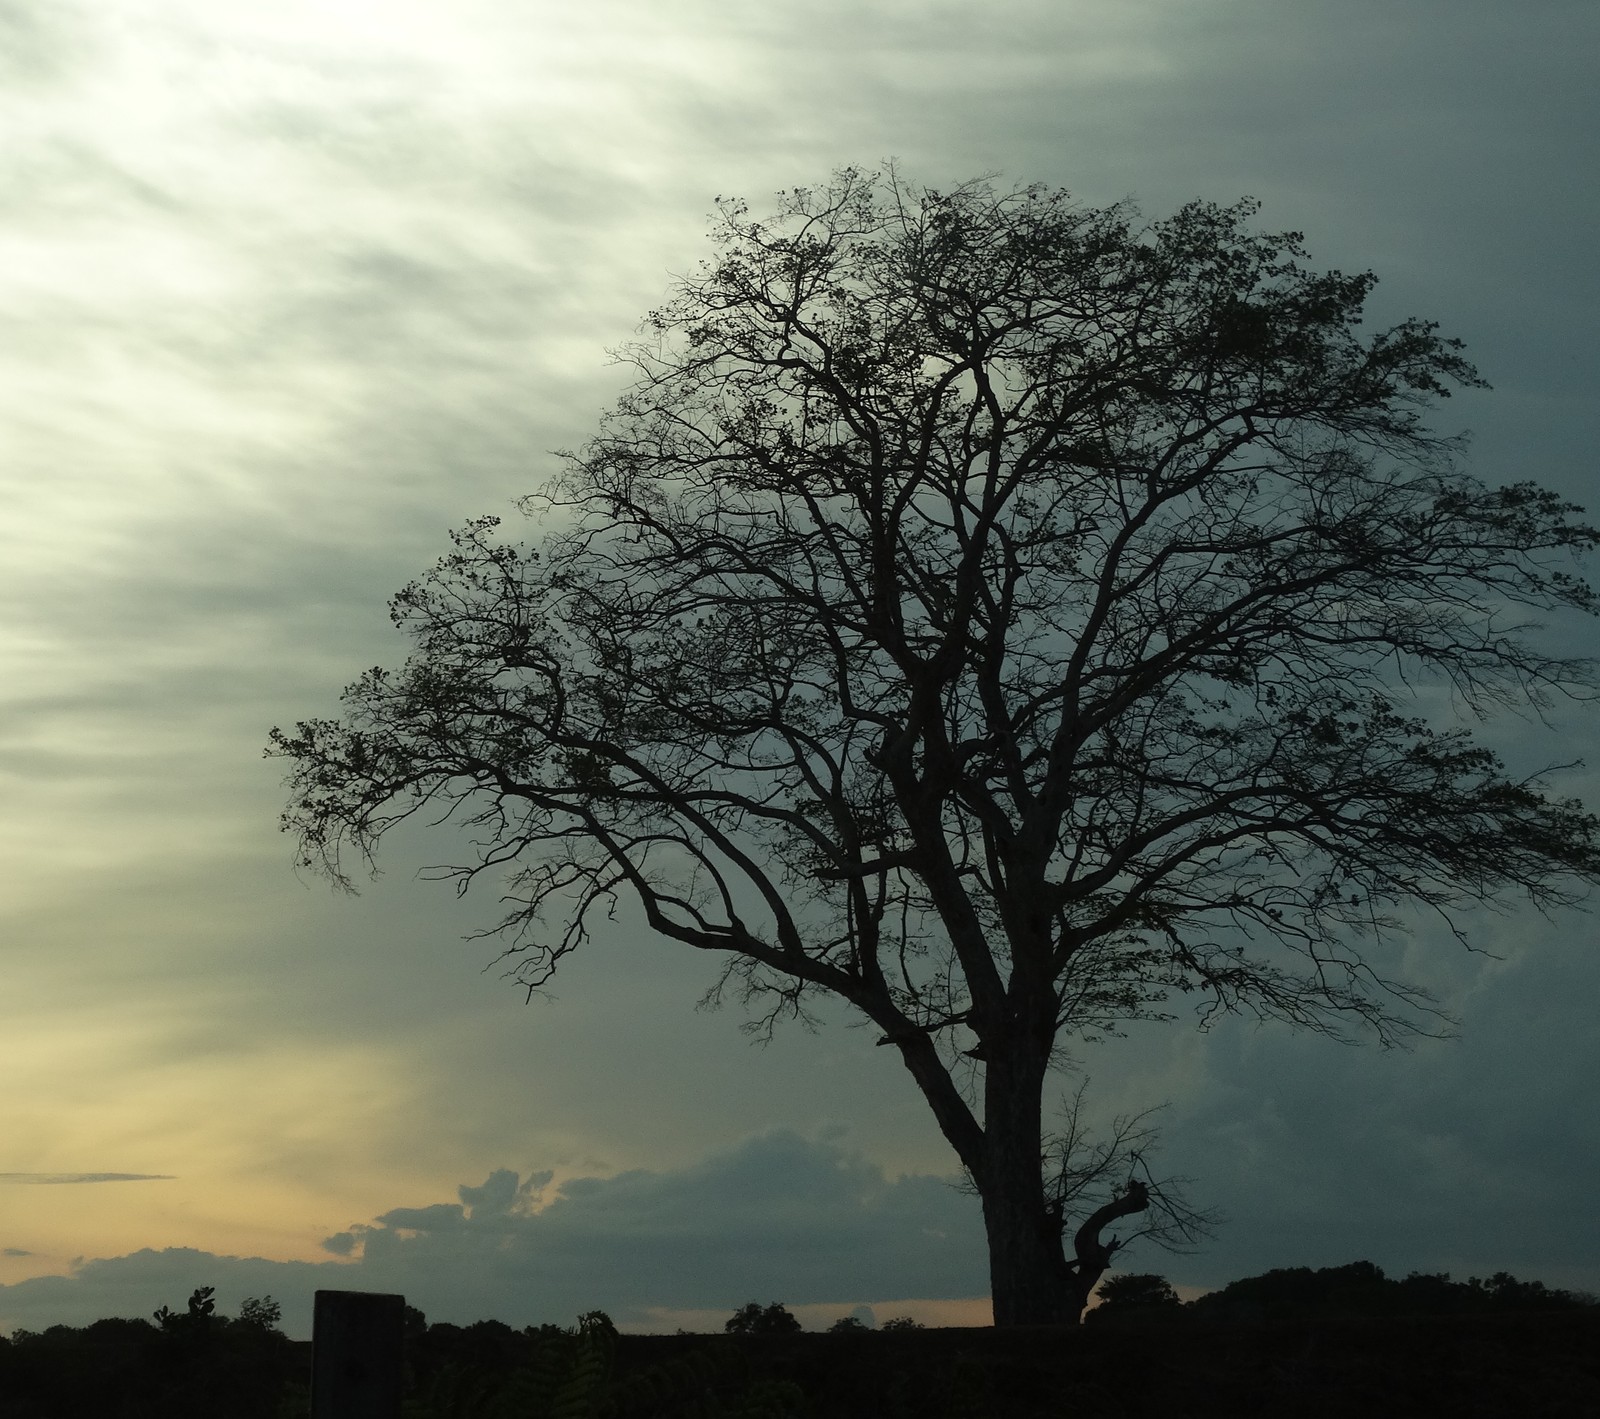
(0, 1265, 1595, 1418)
(1091, 1260, 1599, 1324)
(0, 1287, 294, 1419)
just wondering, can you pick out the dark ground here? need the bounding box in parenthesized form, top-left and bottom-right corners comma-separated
(615, 1313, 1600, 1418)
(3, 1307, 1595, 1417)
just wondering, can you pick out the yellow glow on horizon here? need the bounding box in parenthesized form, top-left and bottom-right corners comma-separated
(0, 1005, 435, 1273)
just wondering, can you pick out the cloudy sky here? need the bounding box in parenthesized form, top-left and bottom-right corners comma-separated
(2, 0, 1597, 1340)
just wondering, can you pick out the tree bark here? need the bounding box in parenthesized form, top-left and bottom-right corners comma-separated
(981, 1171, 1077, 1326)
(976, 1035, 1154, 1325)
(980, 1044, 1077, 1326)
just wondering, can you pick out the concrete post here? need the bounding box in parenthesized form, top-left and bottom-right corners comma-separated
(311, 1289, 405, 1419)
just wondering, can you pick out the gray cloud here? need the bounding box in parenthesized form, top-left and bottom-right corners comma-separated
(342, 1132, 987, 1318)
(1085, 919, 1600, 1298)
(0, 1133, 985, 1339)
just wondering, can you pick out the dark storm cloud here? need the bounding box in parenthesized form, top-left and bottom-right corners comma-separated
(0, 1134, 985, 1338)
(979, 1, 1600, 503)
(1102, 920, 1600, 1296)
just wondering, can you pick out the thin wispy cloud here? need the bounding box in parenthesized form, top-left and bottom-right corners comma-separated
(0, 1174, 175, 1185)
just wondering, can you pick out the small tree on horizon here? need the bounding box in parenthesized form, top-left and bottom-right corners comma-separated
(1095, 1273, 1181, 1311)
(236, 1296, 283, 1332)
(725, 1302, 803, 1335)
(273, 165, 1600, 1326)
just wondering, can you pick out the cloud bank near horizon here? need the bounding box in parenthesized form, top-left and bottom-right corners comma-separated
(0, 1132, 989, 1339)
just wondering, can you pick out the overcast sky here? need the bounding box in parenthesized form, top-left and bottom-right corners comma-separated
(2, 0, 1597, 1340)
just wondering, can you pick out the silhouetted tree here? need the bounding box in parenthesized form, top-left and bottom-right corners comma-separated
(1188, 1261, 1600, 1320)
(272, 166, 1600, 1325)
(1095, 1273, 1180, 1311)
(235, 1295, 282, 1331)
(725, 1302, 802, 1335)
(1462, 1270, 1597, 1311)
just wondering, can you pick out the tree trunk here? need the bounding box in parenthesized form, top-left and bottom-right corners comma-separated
(976, 1034, 1153, 1325)
(980, 1128, 1150, 1324)
(888, 1003, 1151, 1326)
(980, 1046, 1080, 1326)
(980, 1168, 1079, 1326)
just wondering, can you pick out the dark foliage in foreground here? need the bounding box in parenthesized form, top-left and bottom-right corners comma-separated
(400, 1280, 1600, 1418)
(0, 1288, 293, 1419)
(1, 1267, 1594, 1417)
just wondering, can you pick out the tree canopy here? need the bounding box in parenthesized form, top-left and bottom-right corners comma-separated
(724, 1303, 802, 1336)
(272, 166, 1600, 1324)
